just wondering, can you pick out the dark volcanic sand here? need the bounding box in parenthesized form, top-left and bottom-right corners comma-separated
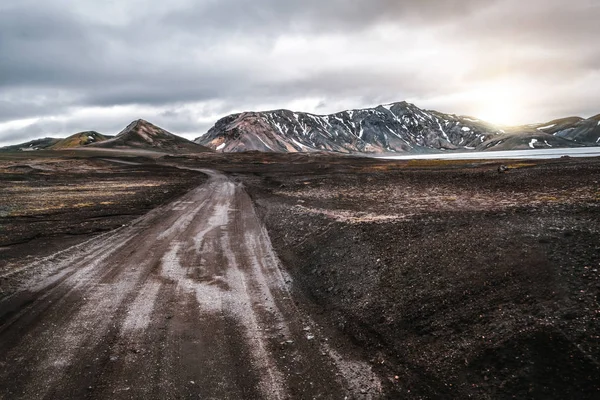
(240, 157, 600, 399)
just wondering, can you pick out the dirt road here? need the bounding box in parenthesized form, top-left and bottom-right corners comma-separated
(0, 169, 381, 399)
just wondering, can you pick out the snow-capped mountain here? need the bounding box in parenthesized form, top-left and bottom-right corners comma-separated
(196, 102, 504, 153)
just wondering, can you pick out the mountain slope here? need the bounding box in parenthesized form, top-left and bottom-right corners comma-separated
(196, 102, 504, 153)
(0, 138, 61, 152)
(198, 102, 599, 153)
(91, 119, 211, 153)
(477, 132, 586, 151)
(50, 131, 109, 149)
(538, 114, 600, 144)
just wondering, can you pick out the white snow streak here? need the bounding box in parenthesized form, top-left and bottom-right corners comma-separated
(291, 138, 312, 151)
(255, 135, 274, 151)
(537, 124, 556, 130)
(436, 119, 450, 141)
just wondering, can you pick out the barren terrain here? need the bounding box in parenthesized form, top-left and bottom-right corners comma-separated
(0, 154, 204, 287)
(1, 151, 599, 399)
(0, 152, 380, 399)
(242, 156, 600, 399)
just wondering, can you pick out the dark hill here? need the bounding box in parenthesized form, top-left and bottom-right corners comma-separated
(91, 119, 212, 153)
(0, 137, 61, 152)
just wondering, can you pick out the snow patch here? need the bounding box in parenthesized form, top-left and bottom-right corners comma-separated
(216, 143, 226, 151)
(529, 138, 538, 149)
(537, 124, 556, 130)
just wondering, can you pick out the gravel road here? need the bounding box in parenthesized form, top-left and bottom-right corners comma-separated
(0, 169, 380, 399)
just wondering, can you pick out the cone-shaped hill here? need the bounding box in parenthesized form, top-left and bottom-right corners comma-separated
(90, 119, 211, 153)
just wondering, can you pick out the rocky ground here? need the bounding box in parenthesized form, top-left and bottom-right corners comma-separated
(239, 156, 600, 399)
(1, 150, 599, 399)
(0, 153, 205, 296)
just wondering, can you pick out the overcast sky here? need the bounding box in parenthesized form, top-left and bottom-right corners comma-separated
(1, 0, 599, 145)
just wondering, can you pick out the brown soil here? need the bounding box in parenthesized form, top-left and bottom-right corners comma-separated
(0, 155, 205, 294)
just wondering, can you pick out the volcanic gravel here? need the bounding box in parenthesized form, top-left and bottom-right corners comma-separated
(244, 157, 600, 399)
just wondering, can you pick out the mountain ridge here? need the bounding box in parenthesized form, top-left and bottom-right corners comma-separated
(1, 104, 598, 154)
(197, 102, 600, 153)
(0, 137, 61, 152)
(0, 119, 212, 154)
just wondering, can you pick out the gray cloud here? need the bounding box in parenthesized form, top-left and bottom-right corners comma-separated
(0, 0, 598, 145)
(162, 0, 497, 35)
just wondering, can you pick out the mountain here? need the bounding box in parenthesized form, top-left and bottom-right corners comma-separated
(478, 114, 600, 150)
(91, 119, 211, 153)
(0, 137, 61, 152)
(196, 102, 598, 153)
(477, 131, 586, 151)
(535, 114, 600, 144)
(50, 131, 109, 149)
(196, 102, 505, 153)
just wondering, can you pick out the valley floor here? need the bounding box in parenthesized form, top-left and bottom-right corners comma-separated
(1, 151, 599, 399)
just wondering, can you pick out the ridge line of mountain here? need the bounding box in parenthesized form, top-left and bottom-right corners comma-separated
(2, 102, 599, 153)
(195, 101, 600, 153)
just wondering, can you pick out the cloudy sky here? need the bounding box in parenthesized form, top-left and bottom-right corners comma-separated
(1, 0, 599, 145)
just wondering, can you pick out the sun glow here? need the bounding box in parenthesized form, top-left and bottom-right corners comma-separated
(472, 83, 522, 126)
(478, 102, 517, 126)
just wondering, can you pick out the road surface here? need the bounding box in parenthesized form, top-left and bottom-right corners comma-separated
(0, 169, 381, 399)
